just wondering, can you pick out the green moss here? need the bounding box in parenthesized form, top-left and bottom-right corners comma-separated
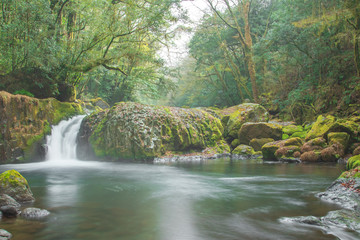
(283, 125, 303, 135)
(290, 131, 307, 139)
(305, 115, 336, 141)
(282, 134, 289, 140)
(328, 132, 350, 149)
(0, 169, 30, 188)
(347, 155, 360, 170)
(232, 145, 256, 155)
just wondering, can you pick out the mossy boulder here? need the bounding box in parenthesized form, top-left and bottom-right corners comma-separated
(306, 115, 360, 142)
(262, 141, 282, 160)
(347, 155, 360, 170)
(262, 138, 302, 161)
(300, 137, 327, 153)
(328, 132, 350, 151)
(90, 98, 110, 110)
(320, 145, 344, 162)
(249, 138, 274, 151)
(0, 170, 34, 203)
(300, 151, 322, 162)
(289, 131, 307, 139)
(0, 91, 84, 163)
(231, 139, 241, 148)
(305, 115, 336, 141)
(275, 146, 301, 160)
(79, 102, 229, 161)
(283, 125, 303, 135)
(238, 122, 282, 145)
(232, 145, 256, 156)
(218, 103, 268, 142)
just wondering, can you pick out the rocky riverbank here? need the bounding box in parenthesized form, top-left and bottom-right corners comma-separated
(0, 170, 51, 239)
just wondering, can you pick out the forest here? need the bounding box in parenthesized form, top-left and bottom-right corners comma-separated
(1, 0, 359, 123)
(2, 1, 360, 239)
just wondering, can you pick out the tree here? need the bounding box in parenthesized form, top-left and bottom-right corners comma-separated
(206, 0, 264, 103)
(0, 0, 184, 101)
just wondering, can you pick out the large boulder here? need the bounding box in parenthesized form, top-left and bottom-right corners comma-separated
(327, 132, 350, 151)
(78, 102, 230, 161)
(305, 115, 360, 142)
(261, 137, 302, 161)
(249, 138, 274, 151)
(238, 122, 282, 145)
(218, 103, 268, 142)
(0, 170, 34, 203)
(0, 91, 83, 163)
(305, 115, 336, 141)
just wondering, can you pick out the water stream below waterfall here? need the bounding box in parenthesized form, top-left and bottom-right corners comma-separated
(0, 116, 359, 240)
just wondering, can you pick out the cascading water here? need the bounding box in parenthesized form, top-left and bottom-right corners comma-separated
(46, 115, 85, 162)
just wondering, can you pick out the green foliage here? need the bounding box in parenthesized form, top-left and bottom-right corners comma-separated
(13, 90, 34, 98)
(0, 0, 184, 102)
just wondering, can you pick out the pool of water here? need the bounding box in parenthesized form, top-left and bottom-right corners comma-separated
(0, 158, 358, 240)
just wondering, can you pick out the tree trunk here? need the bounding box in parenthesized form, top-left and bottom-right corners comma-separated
(242, 1, 259, 103)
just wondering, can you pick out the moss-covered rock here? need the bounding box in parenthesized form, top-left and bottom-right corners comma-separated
(90, 98, 110, 110)
(262, 138, 303, 161)
(300, 137, 327, 153)
(320, 145, 343, 162)
(347, 155, 360, 170)
(300, 151, 322, 162)
(328, 132, 350, 151)
(290, 131, 307, 139)
(275, 146, 301, 160)
(79, 102, 229, 161)
(232, 145, 256, 155)
(249, 138, 274, 151)
(0, 91, 84, 163)
(283, 125, 304, 136)
(238, 122, 282, 145)
(218, 103, 268, 142)
(0, 170, 34, 202)
(305, 115, 336, 141)
(231, 139, 241, 148)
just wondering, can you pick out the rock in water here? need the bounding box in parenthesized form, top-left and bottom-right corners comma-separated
(20, 208, 50, 219)
(0, 170, 34, 203)
(0, 194, 21, 218)
(79, 102, 230, 161)
(0, 229, 12, 240)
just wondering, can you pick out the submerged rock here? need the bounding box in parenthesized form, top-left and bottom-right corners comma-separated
(79, 102, 230, 161)
(0, 170, 34, 203)
(0, 229, 12, 240)
(0, 194, 20, 218)
(20, 208, 50, 219)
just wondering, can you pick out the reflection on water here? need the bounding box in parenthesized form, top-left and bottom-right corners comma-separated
(0, 158, 359, 240)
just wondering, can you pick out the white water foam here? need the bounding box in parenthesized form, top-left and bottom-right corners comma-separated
(46, 115, 85, 163)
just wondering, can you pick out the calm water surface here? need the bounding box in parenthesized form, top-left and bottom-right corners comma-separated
(0, 158, 358, 240)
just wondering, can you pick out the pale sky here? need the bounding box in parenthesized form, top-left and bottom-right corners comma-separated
(160, 0, 210, 66)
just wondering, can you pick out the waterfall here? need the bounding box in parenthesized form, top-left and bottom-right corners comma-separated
(46, 115, 85, 162)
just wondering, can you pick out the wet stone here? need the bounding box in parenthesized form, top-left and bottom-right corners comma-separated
(20, 208, 50, 219)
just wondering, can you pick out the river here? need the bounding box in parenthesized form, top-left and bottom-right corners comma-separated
(0, 116, 359, 240)
(1, 159, 357, 240)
